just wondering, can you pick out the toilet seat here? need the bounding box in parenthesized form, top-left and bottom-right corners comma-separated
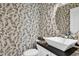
(23, 49, 38, 56)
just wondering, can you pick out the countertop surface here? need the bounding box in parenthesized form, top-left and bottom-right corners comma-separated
(37, 40, 79, 56)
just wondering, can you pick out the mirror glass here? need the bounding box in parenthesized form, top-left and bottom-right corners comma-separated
(70, 7, 79, 34)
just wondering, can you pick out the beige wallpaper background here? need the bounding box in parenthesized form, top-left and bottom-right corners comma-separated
(56, 3, 79, 56)
(0, 3, 41, 56)
(39, 4, 61, 37)
(56, 3, 79, 34)
(40, 3, 79, 37)
(0, 3, 79, 56)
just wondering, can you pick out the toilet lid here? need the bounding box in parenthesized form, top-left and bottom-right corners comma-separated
(23, 49, 38, 56)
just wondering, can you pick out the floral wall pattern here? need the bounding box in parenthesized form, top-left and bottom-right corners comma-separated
(55, 3, 79, 56)
(0, 3, 79, 56)
(0, 3, 41, 56)
(55, 3, 79, 34)
(39, 4, 62, 37)
(40, 3, 79, 37)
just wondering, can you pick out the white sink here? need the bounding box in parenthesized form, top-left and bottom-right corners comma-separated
(43, 37, 77, 51)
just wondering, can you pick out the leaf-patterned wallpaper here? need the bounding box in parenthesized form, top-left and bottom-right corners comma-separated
(55, 3, 79, 35)
(39, 4, 62, 37)
(40, 3, 79, 37)
(0, 3, 79, 56)
(55, 3, 79, 56)
(0, 3, 41, 56)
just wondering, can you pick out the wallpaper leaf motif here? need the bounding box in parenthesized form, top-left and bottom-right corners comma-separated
(0, 3, 40, 56)
(0, 3, 79, 56)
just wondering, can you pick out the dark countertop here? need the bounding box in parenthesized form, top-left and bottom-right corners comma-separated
(37, 41, 78, 56)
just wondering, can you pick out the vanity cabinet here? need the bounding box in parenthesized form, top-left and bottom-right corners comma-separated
(37, 44, 56, 56)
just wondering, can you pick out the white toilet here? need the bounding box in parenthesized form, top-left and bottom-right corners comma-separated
(23, 49, 39, 56)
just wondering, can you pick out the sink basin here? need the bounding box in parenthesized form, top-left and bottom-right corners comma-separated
(43, 37, 77, 51)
